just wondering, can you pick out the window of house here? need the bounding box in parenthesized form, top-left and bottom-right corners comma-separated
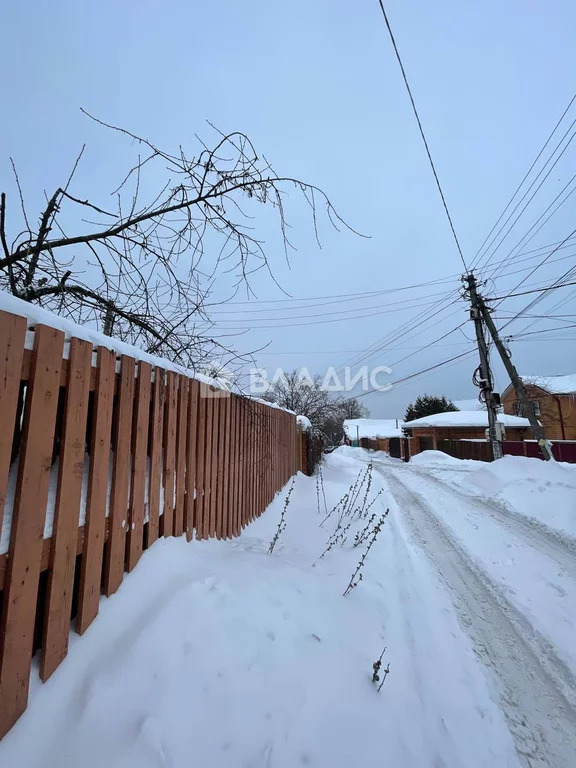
(515, 400, 540, 417)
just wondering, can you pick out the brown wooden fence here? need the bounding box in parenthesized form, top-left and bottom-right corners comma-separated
(438, 438, 576, 463)
(0, 308, 300, 738)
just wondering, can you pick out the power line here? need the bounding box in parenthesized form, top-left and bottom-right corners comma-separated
(483, 173, 576, 284)
(209, 235, 576, 314)
(355, 348, 475, 399)
(376, 0, 468, 271)
(478, 130, 576, 273)
(470, 91, 576, 271)
(491, 277, 576, 303)
(491, 227, 576, 307)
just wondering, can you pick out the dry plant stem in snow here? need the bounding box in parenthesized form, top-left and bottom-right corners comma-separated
(320, 491, 349, 527)
(372, 647, 391, 692)
(268, 478, 295, 554)
(343, 510, 389, 596)
(318, 519, 353, 560)
(354, 462, 373, 518)
(354, 513, 376, 548)
(319, 466, 328, 517)
(361, 488, 385, 520)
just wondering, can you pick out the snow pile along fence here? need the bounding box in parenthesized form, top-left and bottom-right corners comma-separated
(0, 307, 300, 739)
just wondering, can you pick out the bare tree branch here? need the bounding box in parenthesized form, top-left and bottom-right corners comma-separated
(1, 115, 364, 371)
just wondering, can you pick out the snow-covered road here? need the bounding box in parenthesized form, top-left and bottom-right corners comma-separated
(1, 448, 574, 768)
(376, 456, 576, 768)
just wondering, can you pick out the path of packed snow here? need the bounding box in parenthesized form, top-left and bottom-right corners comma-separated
(1, 448, 575, 767)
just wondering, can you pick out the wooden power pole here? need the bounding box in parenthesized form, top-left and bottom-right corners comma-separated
(463, 273, 503, 460)
(463, 272, 554, 461)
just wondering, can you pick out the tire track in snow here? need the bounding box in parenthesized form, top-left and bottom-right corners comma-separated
(406, 464, 576, 579)
(379, 467, 576, 768)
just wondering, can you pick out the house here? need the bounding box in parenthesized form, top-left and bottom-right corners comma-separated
(502, 375, 576, 441)
(403, 410, 531, 455)
(343, 418, 405, 456)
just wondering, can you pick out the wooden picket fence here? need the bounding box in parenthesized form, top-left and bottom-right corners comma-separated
(0, 308, 300, 738)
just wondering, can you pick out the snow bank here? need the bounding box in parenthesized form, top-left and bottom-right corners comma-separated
(0, 453, 519, 768)
(410, 450, 464, 466)
(469, 455, 576, 539)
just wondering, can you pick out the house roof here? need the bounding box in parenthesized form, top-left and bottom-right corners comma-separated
(519, 374, 576, 396)
(403, 410, 531, 429)
(343, 418, 403, 440)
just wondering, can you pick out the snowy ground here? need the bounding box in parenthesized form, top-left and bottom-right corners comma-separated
(1, 449, 575, 767)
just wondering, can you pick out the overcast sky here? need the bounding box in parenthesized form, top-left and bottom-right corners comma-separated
(2, 0, 575, 417)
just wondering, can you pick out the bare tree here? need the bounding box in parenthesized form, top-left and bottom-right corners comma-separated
(0, 112, 360, 373)
(262, 370, 344, 427)
(319, 398, 369, 445)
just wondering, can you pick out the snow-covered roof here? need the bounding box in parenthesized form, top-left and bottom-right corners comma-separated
(453, 398, 486, 411)
(343, 418, 403, 440)
(403, 410, 531, 429)
(520, 374, 576, 395)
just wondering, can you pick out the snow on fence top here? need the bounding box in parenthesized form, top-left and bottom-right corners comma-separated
(296, 414, 312, 431)
(520, 374, 576, 396)
(402, 410, 531, 429)
(343, 418, 403, 440)
(0, 290, 227, 390)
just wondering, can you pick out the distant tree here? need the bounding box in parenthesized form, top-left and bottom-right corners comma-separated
(339, 398, 370, 420)
(404, 394, 459, 422)
(263, 371, 341, 426)
(320, 398, 369, 445)
(262, 373, 369, 444)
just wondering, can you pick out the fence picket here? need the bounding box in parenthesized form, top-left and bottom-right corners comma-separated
(147, 368, 164, 548)
(215, 397, 225, 540)
(209, 396, 220, 538)
(0, 325, 64, 736)
(195, 388, 208, 539)
(174, 375, 188, 538)
(0, 312, 26, 538)
(162, 372, 177, 537)
(40, 337, 93, 681)
(185, 380, 199, 541)
(103, 355, 135, 597)
(203, 396, 213, 539)
(77, 347, 115, 635)
(127, 362, 152, 572)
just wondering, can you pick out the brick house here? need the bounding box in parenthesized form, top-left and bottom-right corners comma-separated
(502, 375, 576, 441)
(403, 410, 531, 455)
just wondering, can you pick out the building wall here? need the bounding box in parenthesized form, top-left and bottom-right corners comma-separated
(409, 426, 528, 455)
(502, 385, 576, 440)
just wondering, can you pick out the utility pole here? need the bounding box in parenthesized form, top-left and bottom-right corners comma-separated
(474, 286, 554, 461)
(463, 273, 503, 460)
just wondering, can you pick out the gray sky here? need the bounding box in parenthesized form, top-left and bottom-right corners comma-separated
(2, 0, 575, 417)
